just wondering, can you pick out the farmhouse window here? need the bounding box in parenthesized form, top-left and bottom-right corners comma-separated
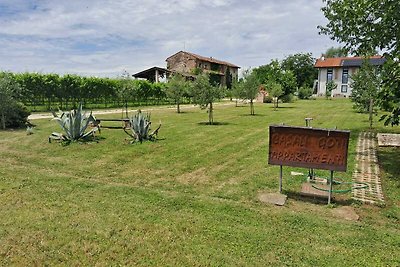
(327, 68, 333, 81)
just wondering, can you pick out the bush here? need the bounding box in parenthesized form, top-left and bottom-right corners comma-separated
(281, 94, 294, 103)
(298, 86, 313, 99)
(263, 95, 273, 103)
(4, 102, 30, 128)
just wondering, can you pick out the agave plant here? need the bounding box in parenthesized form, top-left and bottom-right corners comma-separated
(124, 110, 161, 143)
(49, 103, 99, 143)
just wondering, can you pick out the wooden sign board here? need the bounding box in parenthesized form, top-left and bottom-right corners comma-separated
(268, 125, 350, 172)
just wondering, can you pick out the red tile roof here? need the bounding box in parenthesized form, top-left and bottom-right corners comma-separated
(166, 51, 240, 68)
(315, 56, 383, 68)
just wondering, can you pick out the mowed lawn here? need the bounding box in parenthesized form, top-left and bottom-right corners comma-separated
(0, 99, 399, 266)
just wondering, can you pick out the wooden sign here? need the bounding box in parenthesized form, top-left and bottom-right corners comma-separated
(268, 125, 350, 171)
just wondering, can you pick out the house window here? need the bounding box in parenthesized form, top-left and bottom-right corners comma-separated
(327, 68, 333, 81)
(342, 68, 349, 84)
(341, 85, 348, 93)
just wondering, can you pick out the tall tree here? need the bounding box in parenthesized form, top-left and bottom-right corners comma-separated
(351, 59, 381, 128)
(166, 74, 189, 113)
(319, 0, 400, 125)
(324, 46, 348, 58)
(253, 60, 297, 102)
(191, 73, 225, 125)
(281, 53, 318, 88)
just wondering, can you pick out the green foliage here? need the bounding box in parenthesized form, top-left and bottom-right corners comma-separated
(325, 80, 337, 99)
(351, 59, 381, 112)
(379, 58, 400, 126)
(125, 110, 160, 143)
(267, 81, 283, 109)
(49, 103, 98, 143)
(238, 69, 261, 115)
(0, 72, 29, 129)
(253, 60, 297, 100)
(191, 73, 225, 124)
(324, 46, 348, 58)
(298, 86, 313, 100)
(319, 0, 400, 125)
(281, 53, 318, 88)
(166, 74, 189, 113)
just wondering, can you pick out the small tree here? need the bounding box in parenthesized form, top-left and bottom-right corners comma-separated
(351, 59, 381, 128)
(117, 71, 135, 118)
(241, 69, 261, 115)
(191, 73, 225, 125)
(268, 82, 283, 110)
(166, 73, 188, 113)
(325, 80, 337, 99)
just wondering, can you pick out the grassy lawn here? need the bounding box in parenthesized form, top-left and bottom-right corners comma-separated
(0, 98, 399, 266)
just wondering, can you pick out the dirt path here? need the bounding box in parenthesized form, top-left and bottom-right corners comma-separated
(352, 132, 385, 204)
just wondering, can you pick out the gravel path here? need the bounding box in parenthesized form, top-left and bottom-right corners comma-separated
(28, 102, 235, 120)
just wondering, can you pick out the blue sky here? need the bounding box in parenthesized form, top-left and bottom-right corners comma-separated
(0, 0, 339, 77)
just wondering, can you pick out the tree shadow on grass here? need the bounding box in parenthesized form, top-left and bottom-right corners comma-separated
(197, 122, 233, 126)
(377, 147, 400, 182)
(239, 113, 267, 117)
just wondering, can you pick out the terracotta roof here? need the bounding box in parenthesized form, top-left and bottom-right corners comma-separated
(166, 51, 240, 68)
(315, 56, 384, 68)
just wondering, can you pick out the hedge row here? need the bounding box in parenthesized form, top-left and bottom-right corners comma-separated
(4, 72, 170, 111)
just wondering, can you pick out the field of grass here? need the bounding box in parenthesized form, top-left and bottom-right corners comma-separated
(0, 99, 399, 266)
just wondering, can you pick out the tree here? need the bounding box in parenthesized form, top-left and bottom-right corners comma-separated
(240, 69, 261, 115)
(117, 71, 135, 118)
(319, 0, 400, 124)
(351, 59, 381, 128)
(325, 80, 337, 99)
(324, 46, 348, 58)
(253, 60, 297, 101)
(268, 81, 283, 110)
(281, 53, 318, 88)
(0, 72, 26, 129)
(165, 74, 189, 113)
(191, 73, 225, 125)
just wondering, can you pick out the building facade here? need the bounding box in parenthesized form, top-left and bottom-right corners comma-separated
(166, 51, 240, 87)
(314, 56, 386, 97)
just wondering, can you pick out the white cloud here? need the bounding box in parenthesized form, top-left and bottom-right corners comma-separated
(0, 0, 339, 77)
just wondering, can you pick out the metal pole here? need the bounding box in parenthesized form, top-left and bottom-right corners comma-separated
(328, 170, 334, 204)
(279, 165, 283, 193)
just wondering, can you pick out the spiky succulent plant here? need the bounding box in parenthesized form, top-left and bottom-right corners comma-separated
(49, 103, 99, 143)
(124, 110, 160, 143)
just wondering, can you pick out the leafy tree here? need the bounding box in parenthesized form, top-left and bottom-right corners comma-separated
(253, 60, 297, 101)
(191, 73, 225, 125)
(240, 69, 261, 115)
(268, 81, 283, 110)
(117, 71, 136, 117)
(281, 53, 318, 88)
(324, 46, 348, 58)
(319, 0, 400, 124)
(325, 80, 337, 99)
(351, 59, 381, 128)
(0, 72, 28, 129)
(166, 74, 189, 113)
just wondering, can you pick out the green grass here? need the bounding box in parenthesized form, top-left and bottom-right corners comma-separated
(0, 99, 399, 266)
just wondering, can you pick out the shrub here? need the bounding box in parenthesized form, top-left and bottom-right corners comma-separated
(298, 86, 313, 99)
(263, 95, 273, 103)
(281, 94, 294, 103)
(4, 102, 30, 128)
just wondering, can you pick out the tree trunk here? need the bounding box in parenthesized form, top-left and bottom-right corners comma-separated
(1, 112, 5, 130)
(369, 98, 373, 129)
(250, 99, 254, 115)
(209, 102, 213, 125)
(125, 101, 128, 118)
(177, 102, 180, 113)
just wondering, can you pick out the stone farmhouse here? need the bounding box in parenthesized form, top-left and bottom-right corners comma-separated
(314, 56, 386, 97)
(133, 51, 240, 87)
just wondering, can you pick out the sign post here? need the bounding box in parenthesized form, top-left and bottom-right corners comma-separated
(268, 125, 350, 204)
